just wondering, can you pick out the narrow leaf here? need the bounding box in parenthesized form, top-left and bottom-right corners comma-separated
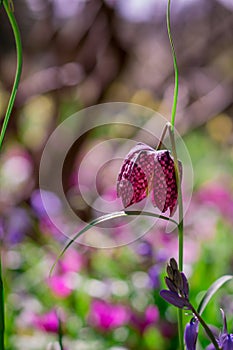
(197, 275, 233, 315)
(50, 210, 177, 276)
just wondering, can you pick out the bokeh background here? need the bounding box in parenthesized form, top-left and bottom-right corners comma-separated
(0, 0, 233, 349)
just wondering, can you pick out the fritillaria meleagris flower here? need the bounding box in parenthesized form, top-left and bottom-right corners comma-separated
(117, 143, 182, 216)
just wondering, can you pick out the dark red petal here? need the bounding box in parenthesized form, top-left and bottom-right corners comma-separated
(152, 151, 182, 217)
(169, 160, 182, 216)
(117, 143, 155, 208)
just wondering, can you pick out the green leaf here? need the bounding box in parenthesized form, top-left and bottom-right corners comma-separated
(197, 275, 233, 315)
(50, 210, 177, 276)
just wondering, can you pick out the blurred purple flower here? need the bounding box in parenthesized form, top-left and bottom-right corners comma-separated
(0, 207, 31, 245)
(130, 305, 159, 333)
(117, 143, 182, 216)
(137, 240, 153, 258)
(31, 190, 62, 218)
(184, 318, 198, 350)
(88, 299, 129, 331)
(33, 310, 59, 333)
(148, 265, 161, 289)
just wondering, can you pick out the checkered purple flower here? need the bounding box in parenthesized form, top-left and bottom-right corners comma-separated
(117, 143, 155, 208)
(117, 143, 182, 216)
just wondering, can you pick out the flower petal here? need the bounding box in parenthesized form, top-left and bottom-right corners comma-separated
(184, 318, 198, 350)
(165, 277, 178, 293)
(117, 143, 155, 208)
(181, 272, 189, 298)
(222, 334, 233, 350)
(152, 151, 182, 217)
(160, 290, 190, 309)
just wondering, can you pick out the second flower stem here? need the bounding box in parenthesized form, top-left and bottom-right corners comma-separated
(166, 0, 183, 347)
(169, 125, 184, 350)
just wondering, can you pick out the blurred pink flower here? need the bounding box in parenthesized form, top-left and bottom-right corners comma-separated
(60, 249, 84, 273)
(47, 275, 72, 298)
(33, 310, 59, 333)
(130, 305, 159, 333)
(197, 183, 233, 221)
(88, 299, 129, 330)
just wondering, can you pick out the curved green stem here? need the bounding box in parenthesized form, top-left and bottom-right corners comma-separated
(0, 2, 23, 349)
(169, 125, 184, 350)
(0, 0, 23, 149)
(50, 210, 178, 276)
(167, 0, 179, 131)
(167, 1, 183, 349)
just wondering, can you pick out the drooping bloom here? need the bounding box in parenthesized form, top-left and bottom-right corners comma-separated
(148, 264, 161, 289)
(160, 258, 191, 309)
(117, 143, 182, 216)
(184, 318, 199, 350)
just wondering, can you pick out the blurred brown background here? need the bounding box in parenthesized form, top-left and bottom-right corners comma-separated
(0, 0, 232, 138)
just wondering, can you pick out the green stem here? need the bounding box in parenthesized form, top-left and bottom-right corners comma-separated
(0, 2, 23, 349)
(0, 0, 23, 149)
(0, 257, 4, 350)
(167, 1, 183, 348)
(189, 305, 220, 350)
(167, 0, 179, 132)
(169, 125, 184, 350)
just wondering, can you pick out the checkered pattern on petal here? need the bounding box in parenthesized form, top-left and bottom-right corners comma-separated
(152, 150, 182, 216)
(117, 143, 155, 208)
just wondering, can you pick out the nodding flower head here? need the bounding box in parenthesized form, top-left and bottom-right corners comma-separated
(160, 258, 191, 309)
(117, 143, 182, 216)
